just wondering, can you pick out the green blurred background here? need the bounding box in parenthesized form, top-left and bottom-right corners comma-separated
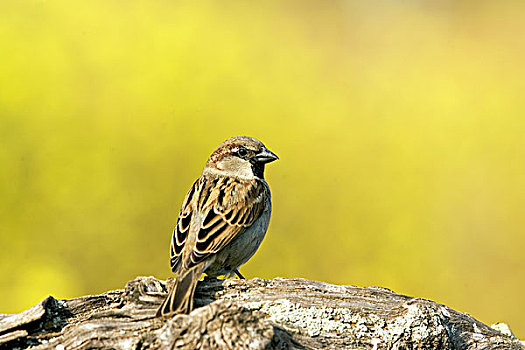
(1, 0, 524, 338)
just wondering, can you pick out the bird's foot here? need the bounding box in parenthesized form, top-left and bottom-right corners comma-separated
(234, 269, 245, 279)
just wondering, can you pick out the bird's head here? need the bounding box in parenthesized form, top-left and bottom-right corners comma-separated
(203, 136, 278, 179)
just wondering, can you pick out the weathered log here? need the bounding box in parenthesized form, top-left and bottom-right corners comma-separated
(0, 276, 522, 349)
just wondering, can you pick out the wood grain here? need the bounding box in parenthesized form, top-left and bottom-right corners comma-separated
(0, 276, 522, 349)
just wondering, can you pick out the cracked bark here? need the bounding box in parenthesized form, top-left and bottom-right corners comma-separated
(0, 276, 522, 349)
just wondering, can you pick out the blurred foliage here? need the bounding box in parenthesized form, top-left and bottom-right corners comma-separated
(1, 0, 524, 338)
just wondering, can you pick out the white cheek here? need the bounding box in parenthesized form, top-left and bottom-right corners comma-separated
(216, 159, 254, 179)
(237, 165, 255, 179)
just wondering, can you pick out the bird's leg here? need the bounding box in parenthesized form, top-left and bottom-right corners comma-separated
(234, 269, 245, 279)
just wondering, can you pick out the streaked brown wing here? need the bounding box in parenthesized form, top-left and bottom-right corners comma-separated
(187, 176, 267, 268)
(170, 179, 200, 272)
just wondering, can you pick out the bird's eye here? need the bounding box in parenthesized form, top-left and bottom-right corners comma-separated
(237, 147, 248, 157)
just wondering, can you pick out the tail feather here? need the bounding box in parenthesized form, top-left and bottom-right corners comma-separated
(157, 265, 204, 316)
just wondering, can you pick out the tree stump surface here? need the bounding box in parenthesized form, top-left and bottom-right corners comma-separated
(0, 276, 522, 349)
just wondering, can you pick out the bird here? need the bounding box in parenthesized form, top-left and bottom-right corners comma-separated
(157, 136, 278, 316)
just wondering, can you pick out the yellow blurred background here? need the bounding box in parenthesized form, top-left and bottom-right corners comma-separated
(1, 0, 524, 338)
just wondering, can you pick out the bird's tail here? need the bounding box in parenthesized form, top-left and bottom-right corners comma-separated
(156, 264, 204, 316)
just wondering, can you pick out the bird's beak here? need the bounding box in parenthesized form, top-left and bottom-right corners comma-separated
(254, 148, 279, 164)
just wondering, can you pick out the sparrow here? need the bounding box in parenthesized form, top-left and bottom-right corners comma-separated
(157, 136, 278, 316)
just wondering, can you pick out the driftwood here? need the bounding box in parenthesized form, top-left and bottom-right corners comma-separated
(0, 276, 523, 349)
